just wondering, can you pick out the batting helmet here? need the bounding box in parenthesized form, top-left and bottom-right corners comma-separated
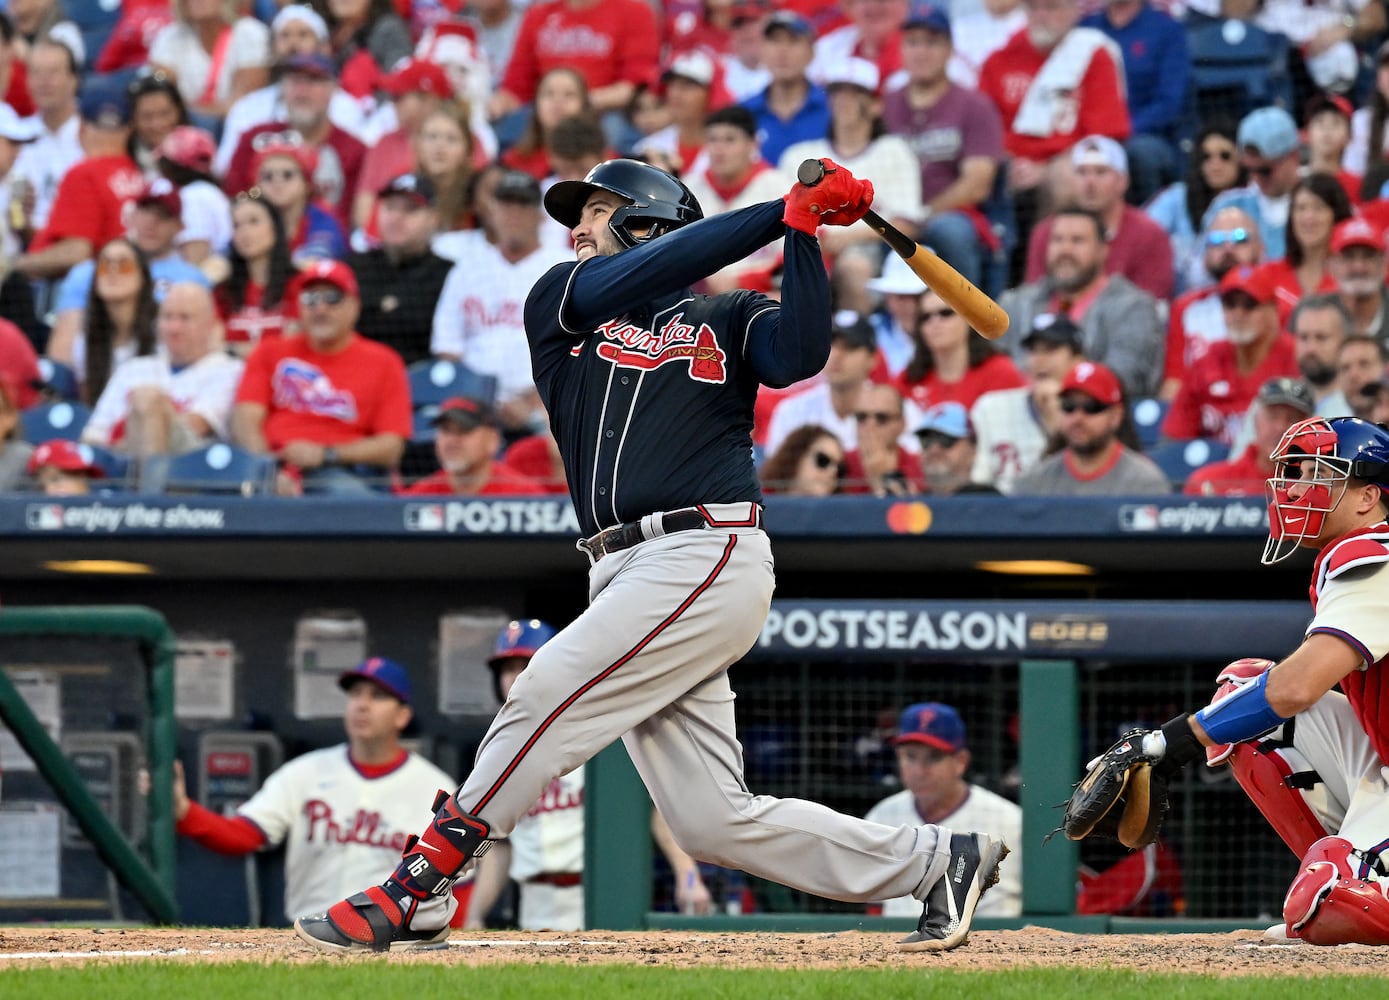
(544, 159, 703, 249)
(486, 619, 558, 702)
(1263, 416, 1389, 563)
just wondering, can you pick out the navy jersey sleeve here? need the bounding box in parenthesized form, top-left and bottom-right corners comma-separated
(559, 201, 786, 331)
(743, 228, 832, 389)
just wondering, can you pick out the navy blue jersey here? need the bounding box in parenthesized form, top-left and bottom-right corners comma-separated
(525, 200, 832, 536)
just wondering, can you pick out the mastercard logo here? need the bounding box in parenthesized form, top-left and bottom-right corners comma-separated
(886, 502, 932, 534)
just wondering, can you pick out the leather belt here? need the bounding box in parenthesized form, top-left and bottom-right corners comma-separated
(578, 504, 764, 563)
(525, 872, 583, 887)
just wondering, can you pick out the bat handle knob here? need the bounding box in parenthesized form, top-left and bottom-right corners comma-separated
(797, 159, 828, 187)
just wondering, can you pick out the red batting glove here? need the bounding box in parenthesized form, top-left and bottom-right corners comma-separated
(1204, 657, 1276, 766)
(820, 181, 875, 227)
(782, 186, 823, 235)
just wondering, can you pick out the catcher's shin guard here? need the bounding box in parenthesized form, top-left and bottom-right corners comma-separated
(1227, 738, 1329, 858)
(1282, 836, 1389, 946)
(294, 790, 492, 953)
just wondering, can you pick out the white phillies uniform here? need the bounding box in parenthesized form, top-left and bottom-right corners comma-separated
(1270, 525, 1389, 856)
(429, 239, 568, 406)
(864, 785, 1023, 917)
(969, 387, 1050, 494)
(508, 766, 586, 930)
(237, 745, 455, 920)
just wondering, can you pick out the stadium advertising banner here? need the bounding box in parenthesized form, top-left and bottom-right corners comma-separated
(0, 496, 1269, 538)
(752, 601, 1308, 662)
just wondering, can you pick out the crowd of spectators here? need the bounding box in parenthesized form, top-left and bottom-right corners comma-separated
(1, 0, 1389, 501)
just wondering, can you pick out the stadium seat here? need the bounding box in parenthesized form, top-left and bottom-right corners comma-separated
(65, 0, 123, 72)
(1183, 19, 1294, 132)
(20, 401, 92, 443)
(84, 443, 131, 484)
(161, 444, 277, 496)
(407, 358, 499, 408)
(1147, 439, 1229, 488)
(1131, 398, 1169, 452)
(35, 358, 80, 402)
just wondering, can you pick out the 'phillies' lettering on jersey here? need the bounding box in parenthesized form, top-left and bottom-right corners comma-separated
(524, 776, 584, 819)
(271, 359, 359, 422)
(303, 799, 413, 853)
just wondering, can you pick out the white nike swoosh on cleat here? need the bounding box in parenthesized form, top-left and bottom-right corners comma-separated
(418, 842, 441, 852)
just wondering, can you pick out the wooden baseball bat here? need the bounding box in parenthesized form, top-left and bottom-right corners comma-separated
(796, 159, 1010, 340)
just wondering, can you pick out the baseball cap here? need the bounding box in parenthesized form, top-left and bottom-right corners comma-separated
(893, 702, 965, 751)
(157, 125, 216, 173)
(0, 322, 40, 410)
(1306, 92, 1353, 121)
(903, 2, 951, 35)
(279, 52, 335, 79)
(913, 401, 972, 441)
(492, 169, 542, 205)
(662, 50, 716, 88)
(1331, 217, 1385, 255)
(432, 396, 497, 431)
(0, 102, 38, 143)
(338, 656, 412, 704)
(1061, 360, 1123, 407)
(867, 253, 922, 296)
(1237, 106, 1300, 159)
(830, 309, 876, 350)
(764, 10, 813, 38)
(381, 57, 454, 98)
(252, 137, 319, 181)
(134, 177, 182, 217)
(1072, 134, 1128, 174)
(823, 57, 880, 95)
(272, 4, 329, 40)
(378, 171, 438, 207)
(79, 76, 131, 128)
(731, 0, 772, 23)
(1021, 312, 1083, 349)
(1255, 376, 1314, 415)
(1218, 264, 1276, 305)
(26, 440, 104, 478)
(293, 259, 359, 299)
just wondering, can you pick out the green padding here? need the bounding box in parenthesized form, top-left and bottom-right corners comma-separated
(0, 606, 177, 923)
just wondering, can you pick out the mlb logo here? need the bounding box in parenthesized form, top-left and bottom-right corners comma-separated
(404, 504, 445, 531)
(25, 504, 63, 530)
(1118, 505, 1159, 531)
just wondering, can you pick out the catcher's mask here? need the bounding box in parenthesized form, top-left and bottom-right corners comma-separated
(1263, 416, 1389, 563)
(544, 158, 704, 249)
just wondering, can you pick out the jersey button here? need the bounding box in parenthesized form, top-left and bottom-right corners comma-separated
(621, 376, 630, 385)
(605, 430, 614, 438)
(598, 487, 607, 496)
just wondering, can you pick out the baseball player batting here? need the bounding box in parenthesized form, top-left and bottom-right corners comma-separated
(295, 157, 1008, 954)
(1061, 416, 1389, 946)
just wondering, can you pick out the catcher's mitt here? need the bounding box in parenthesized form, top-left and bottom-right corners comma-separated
(1063, 729, 1171, 849)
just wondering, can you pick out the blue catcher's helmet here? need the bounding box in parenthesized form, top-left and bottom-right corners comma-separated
(487, 619, 558, 701)
(1263, 416, 1389, 563)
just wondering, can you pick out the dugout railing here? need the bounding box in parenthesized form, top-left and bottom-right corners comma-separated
(0, 606, 178, 923)
(587, 600, 1311, 933)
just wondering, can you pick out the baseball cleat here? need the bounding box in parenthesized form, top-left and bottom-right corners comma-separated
(899, 832, 1008, 952)
(293, 886, 449, 953)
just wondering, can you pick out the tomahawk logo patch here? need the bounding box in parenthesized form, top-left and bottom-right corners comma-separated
(589, 313, 727, 384)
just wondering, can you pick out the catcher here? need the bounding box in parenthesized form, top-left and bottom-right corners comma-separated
(1064, 416, 1389, 946)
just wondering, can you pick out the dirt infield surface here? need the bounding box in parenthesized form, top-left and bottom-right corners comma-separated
(0, 926, 1383, 974)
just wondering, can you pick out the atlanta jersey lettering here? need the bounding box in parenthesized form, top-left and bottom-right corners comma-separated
(236, 745, 455, 920)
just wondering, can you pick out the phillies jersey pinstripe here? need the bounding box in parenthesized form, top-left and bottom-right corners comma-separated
(526, 263, 776, 537)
